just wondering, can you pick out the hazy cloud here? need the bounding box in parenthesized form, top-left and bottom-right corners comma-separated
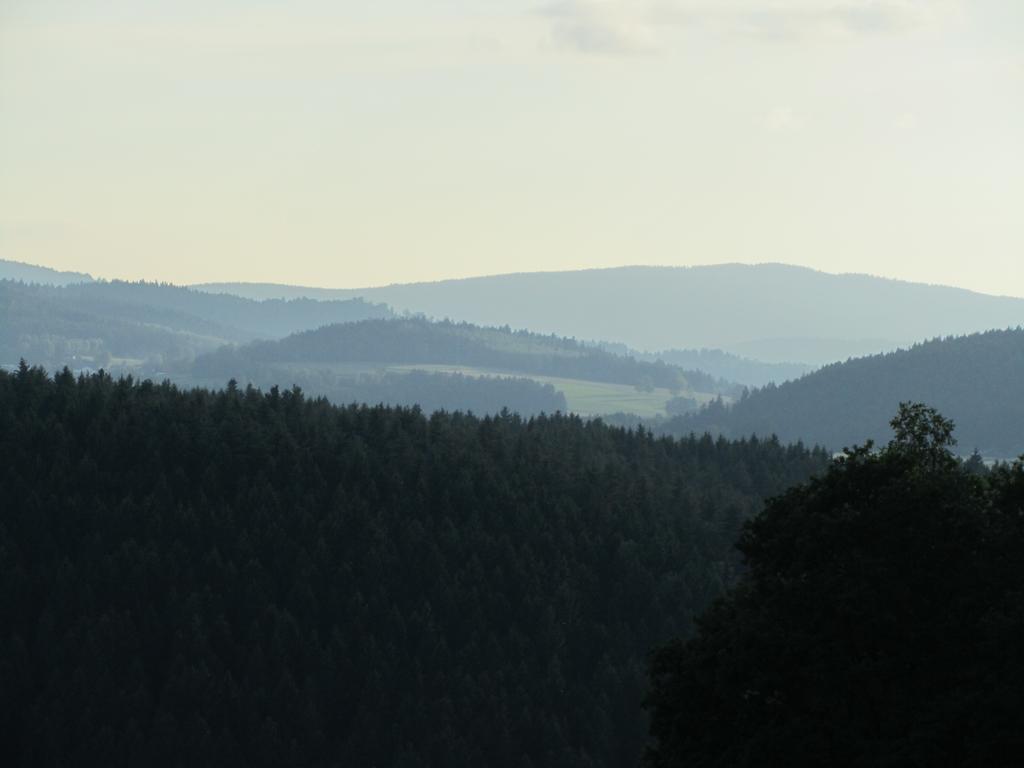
(540, 1, 961, 55)
(541, 1, 663, 55)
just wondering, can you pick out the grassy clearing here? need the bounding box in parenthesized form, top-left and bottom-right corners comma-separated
(388, 364, 721, 417)
(233, 361, 723, 417)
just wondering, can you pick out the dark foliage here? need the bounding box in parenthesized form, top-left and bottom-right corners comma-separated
(668, 328, 1024, 457)
(193, 363, 570, 416)
(0, 365, 826, 767)
(645, 404, 1024, 767)
(665, 396, 699, 417)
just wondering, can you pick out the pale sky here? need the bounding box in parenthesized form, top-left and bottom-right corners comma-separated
(1, 0, 1021, 295)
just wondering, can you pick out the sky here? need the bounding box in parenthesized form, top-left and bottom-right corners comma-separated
(0, 0, 1021, 295)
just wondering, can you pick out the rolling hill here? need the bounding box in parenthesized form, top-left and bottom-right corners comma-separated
(0, 279, 390, 371)
(599, 343, 815, 387)
(665, 328, 1024, 457)
(0, 258, 93, 286)
(194, 264, 1024, 366)
(188, 317, 740, 418)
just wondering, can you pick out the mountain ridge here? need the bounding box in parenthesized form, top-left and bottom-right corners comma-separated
(664, 327, 1024, 457)
(0, 258, 94, 286)
(195, 263, 1024, 303)
(192, 263, 1024, 365)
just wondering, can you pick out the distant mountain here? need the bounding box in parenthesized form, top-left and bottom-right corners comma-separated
(652, 349, 813, 387)
(665, 328, 1024, 457)
(0, 258, 93, 286)
(194, 264, 1024, 366)
(195, 317, 728, 390)
(196, 281, 358, 302)
(63, 280, 391, 340)
(188, 317, 740, 417)
(598, 343, 814, 387)
(0, 279, 389, 371)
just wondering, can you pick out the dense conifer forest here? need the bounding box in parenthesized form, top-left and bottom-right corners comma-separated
(0, 365, 827, 767)
(210, 366, 570, 417)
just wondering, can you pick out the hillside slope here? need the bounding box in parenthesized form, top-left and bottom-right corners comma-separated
(669, 328, 1024, 457)
(61, 281, 391, 340)
(599, 343, 814, 387)
(195, 264, 1024, 365)
(189, 317, 738, 417)
(0, 258, 93, 286)
(0, 280, 389, 371)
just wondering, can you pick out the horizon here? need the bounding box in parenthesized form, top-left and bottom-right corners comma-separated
(8, 255, 1024, 302)
(192, 261, 1024, 302)
(2, 1, 1022, 296)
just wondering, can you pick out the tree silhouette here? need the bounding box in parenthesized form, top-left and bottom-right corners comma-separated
(645, 403, 1024, 767)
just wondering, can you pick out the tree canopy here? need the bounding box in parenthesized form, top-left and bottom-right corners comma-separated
(0, 365, 826, 767)
(645, 403, 1024, 767)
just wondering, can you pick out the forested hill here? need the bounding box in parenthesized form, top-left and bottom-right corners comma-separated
(649, 348, 812, 387)
(0, 280, 389, 371)
(0, 366, 828, 767)
(0, 258, 93, 286)
(62, 281, 392, 340)
(194, 264, 1024, 365)
(193, 316, 731, 394)
(668, 328, 1024, 457)
(598, 343, 814, 388)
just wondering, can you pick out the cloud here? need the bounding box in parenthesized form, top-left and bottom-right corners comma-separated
(539, 1, 961, 55)
(737, 0, 947, 40)
(541, 1, 663, 55)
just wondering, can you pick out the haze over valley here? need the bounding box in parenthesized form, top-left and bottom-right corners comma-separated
(197, 263, 1024, 366)
(4, 255, 1022, 454)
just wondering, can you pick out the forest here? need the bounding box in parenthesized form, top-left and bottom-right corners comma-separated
(0, 365, 827, 767)
(0, 279, 391, 371)
(0, 258, 93, 286)
(594, 342, 813, 388)
(646, 405, 1024, 766)
(665, 328, 1024, 457)
(4, 0, 1021, 760)
(190, 317, 732, 395)
(1, 276, 740, 419)
(194, 365, 570, 417)
(184, 317, 738, 418)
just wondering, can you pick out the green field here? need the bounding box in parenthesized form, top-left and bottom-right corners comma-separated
(389, 364, 721, 417)
(194, 361, 725, 418)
